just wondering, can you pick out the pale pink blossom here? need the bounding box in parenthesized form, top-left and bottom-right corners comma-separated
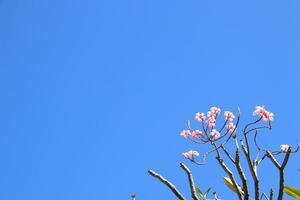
(206, 117, 216, 128)
(195, 112, 205, 122)
(182, 150, 199, 159)
(180, 130, 191, 138)
(253, 106, 265, 115)
(226, 122, 236, 133)
(210, 106, 221, 115)
(224, 111, 235, 121)
(210, 129, 221, 139)
(192, 130, 202, 138)
(263, 111, 274, 121)
(207, 111, 216, 118)
(253, 106, 274, 121)
(280, 144, 290, 152)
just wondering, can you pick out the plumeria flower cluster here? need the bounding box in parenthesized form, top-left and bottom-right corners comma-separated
(253, 106, 274, 121)
(182, 150, 199, 160)
(280, 144, 290, 152)
(179, 105, 291, 161)
(224, 111, 235, 121)
(182, 106, 236, 140)
(210, 129, 221, 139)
(180, 106, 238, 160)
(180, 130, 203, 138)
(226, 123, 236, 134)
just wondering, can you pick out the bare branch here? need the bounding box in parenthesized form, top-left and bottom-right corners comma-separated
(188, 137, 208, 145)
(180, 163, 200, 200)
(261, 192, 270, 200)
(243, 117, 262, 135)
(281, 148, 291, 169)
(257, 153, 267, 166)
(266, 147, 292, 200)
(245, 125, 271, 135)
(235, 148, 249, 200)
(148, 170, 186, 200)
(241, 140, 259, 200)
(221, 145, 235, 164)
(266, 151, 280, 169)
(216, 157, 243, 200)
(278, 148, 292, 200)
(218, 119, 228, 133)
(190, 159, 206, 165)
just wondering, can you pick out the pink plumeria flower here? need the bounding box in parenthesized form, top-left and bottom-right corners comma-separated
(253, 106, 274, 121)
(207, 111, 216, 118)
(180, 130, 191, 138)
(262, 111, 274, 121)
(253, 106, 266, 115)
(280, 144, 290, 152)
(224, 111, 235, 121)
(182, 150, 199, 159)
(210, 106, 221, 115)
(192, 130, 202, 138)
(226, 122, 236, 134)
(206, 117, 216, 128)
(195, 112, 205, 122)
(210, 129, 221, 139)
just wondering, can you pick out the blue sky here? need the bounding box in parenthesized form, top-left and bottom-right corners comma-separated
(1, 0, 300, 199)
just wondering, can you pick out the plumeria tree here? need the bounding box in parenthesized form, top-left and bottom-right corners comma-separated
(148, 106, 300, 200)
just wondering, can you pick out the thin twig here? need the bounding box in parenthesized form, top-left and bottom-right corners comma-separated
(243, 117, 262, 135)
(245, 125, 271, 135)
(261, 192, 269, 200)
(219, 119, 228, 133)
(221, 145, 235, 164)
(131, 193, 136, 200)
(270, 188, 274, 200)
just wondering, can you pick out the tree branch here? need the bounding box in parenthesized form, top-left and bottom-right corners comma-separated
(216, 157, 243, 200)
(235, 148, 249, 200)
(180, 163, 200, 200)
(266, 147, 291, 200)
(266, 151, 280, 169)
(148, 170, 186, 200)
(241, 141, 259, 200)
(278, 148, 291, 200)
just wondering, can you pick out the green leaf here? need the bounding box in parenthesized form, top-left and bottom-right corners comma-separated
(196, 187, 203, 198)
(204, 188, 211, 197)
(223, 177, 237, 193)
(223, 177, 243, 194)
(284, 186, 300, 199)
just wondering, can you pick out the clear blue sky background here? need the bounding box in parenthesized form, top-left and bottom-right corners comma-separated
(0, 0, 300, 199)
